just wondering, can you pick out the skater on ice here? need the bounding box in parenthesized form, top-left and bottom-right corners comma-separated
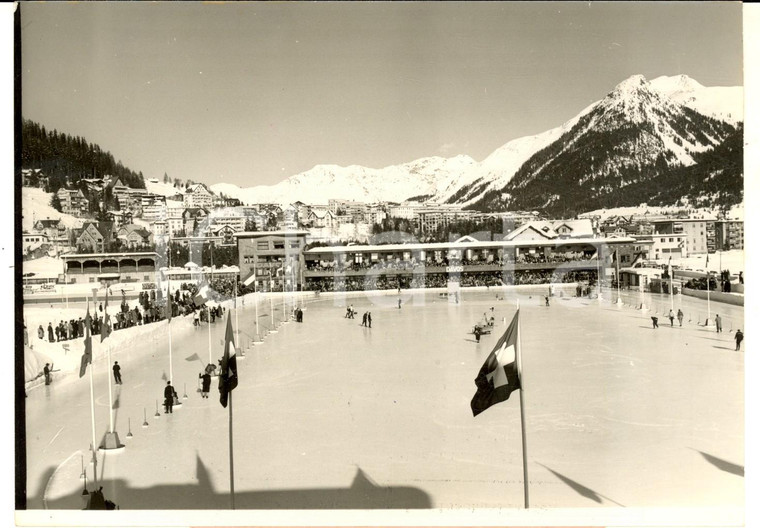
(677, 309, 684, 326)
(668, 309, 675, 327)
(113, 361, 122, 384)
(651, 316, 659, 329)
(735, 329, 744, 351)
(715, 314, 722, 333)
(43, 363, 51, 385)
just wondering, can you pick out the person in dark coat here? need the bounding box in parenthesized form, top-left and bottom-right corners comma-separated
(651, 316, 659, 329)
(735, 329, 744, 351)
(199, 372, 211, 398)
(43, 363, 51, 385)
(677, 309, 684, 327)
(54, 323, 60, 342)
(164, 381, 176, 413)
(361, 312, 367, 327)
(38, 325, 44, 340)
(367, 312, 372, 328)
(474, 326, 482, 343)
(112, 362, 122, 384)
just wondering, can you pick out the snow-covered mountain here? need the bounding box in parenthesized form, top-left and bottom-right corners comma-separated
(650, 74, 743, 124)
(210, 74, 742, 210)
(470, 74, 740, 215)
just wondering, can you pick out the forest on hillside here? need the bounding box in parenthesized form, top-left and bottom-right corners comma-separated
(20, 118, 146, 193)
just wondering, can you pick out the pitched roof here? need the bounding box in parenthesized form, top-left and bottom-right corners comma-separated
(503, 221, 558, 241)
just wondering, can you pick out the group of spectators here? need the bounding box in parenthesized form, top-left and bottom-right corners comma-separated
(304, 269, 598, 293)
(306, 251, 595, 273)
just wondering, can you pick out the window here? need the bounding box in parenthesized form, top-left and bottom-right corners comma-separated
(144, 275, 150, 281)
(274, 242, 285, 250)
(257, 241, 269, 250)
(669, 238, 674, 243)
(290, 242, 300, 249)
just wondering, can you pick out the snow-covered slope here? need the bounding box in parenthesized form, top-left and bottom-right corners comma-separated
(21, 187, 86, 232)
(651, 75, 743, 125)
(145, 179, 184, 198)
(211, 74, 741, 208)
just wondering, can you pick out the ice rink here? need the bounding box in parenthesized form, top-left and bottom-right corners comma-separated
(23, 287, 744, 513)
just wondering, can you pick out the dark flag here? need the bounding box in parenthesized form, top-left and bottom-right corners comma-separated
(80, 303, 93, 378)
(219, 312, 238, 408)
(100, 289, 111, 342)
(471, 310, 522, 417)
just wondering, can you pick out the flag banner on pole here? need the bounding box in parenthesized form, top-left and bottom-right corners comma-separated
(219, 312, 238, 408)
(471, 310, 522, 417)
(194, 283, 209, 306)
(100, 290, 111, 342)
(185, 352, 201, 362)
(80, 303, 93, 378)
(242, 270, 256, 287)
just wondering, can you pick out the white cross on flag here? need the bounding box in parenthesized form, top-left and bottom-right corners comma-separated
(471, 310, 522, 416)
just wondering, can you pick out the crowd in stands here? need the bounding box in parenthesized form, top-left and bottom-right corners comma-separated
(304, 269, 598, 293)
(305, 251, 595, 272)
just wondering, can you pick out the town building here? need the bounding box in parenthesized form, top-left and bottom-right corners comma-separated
(183, 183, 214, 209)
(56, 188, 89, 216)
(651, 218, 714, 256)
(115, 224, 154, 249)
(182, 207, 210, 237)
(61, 251, 160, 285)
(75, 221, 114, 253)
(235, 230, 310, 291)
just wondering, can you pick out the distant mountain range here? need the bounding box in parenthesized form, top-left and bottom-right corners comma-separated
(211, 74, 742, 216)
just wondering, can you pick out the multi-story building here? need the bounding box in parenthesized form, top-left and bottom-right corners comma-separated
(652, 218, 713, 256)
(75, 221, 114, 253)
(141, 194, 167, 222)
(416, 204, 472, 233)
(236, 230, 309, 291)
(715, 220, 744, 251)
(61, 251, 159, 285)
(56, 188, 89, 216)
(387, 201, 421, 220)
(208, 212, 246, 233)
(650, 233, 685, 262)
(183, 183, 214, 209)
(182, 207, 210, 237)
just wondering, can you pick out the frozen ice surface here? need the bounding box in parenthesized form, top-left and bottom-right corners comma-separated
(24, 288, 744, 510)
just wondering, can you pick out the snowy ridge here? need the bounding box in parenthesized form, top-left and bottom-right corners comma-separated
(651, 75, 743, 124)
(210, 74, 741, 208)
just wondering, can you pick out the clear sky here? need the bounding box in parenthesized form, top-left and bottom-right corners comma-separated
(20, 2, 743, 188)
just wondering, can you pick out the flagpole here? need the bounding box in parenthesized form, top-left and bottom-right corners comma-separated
(615, 249, 621, 304)
(706, 256, 711, 324)
(669, 257, 674, 312)
(168, 236, 174, 385)
(516, 305, 529, 509)
(86, 295, 98, 485)
(229, 389, 235, 510)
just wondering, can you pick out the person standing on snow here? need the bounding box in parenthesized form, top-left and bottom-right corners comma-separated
(199, 371, 211, 398)
(668, 309, 675, 327)
(735, 329, 744, 351)
(164, 381, 176, 413)
(677, 309, 684, 327)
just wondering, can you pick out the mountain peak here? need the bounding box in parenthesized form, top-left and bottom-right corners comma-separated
(613, 74, 648, 93)
(651, 74, 705, 94)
